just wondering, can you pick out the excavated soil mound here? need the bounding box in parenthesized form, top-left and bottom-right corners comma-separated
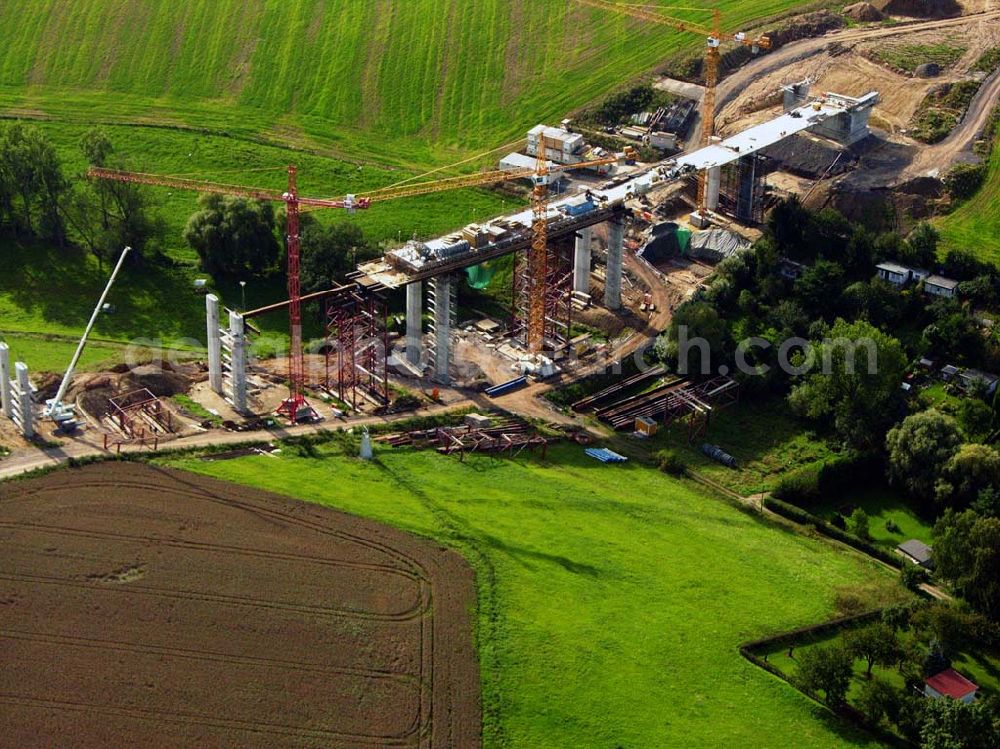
(871, 0, 962, 17)
(915, 62, 942, 78)
(843, 2, 887, 21)
(0, 462, 480, 749)
(120, 364, 189, 397)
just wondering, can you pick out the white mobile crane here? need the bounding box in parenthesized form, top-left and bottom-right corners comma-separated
(44, 246, 131, 432)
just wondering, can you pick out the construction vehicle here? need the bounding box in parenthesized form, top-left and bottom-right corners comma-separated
(574, 1, 771, 211)
(44, 246, 131, 432)
(89, 144, 633, 413)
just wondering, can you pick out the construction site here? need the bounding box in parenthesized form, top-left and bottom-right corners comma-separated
(3, 3, 1000, 749)
(0, 0, 996, 457)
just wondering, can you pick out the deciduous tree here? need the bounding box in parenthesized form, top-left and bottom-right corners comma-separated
(886, 410, 963, 505)
(796, 643, 854, 707)
(185, 194, 280, 278)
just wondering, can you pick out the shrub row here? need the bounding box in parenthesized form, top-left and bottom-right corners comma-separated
(763, 496, 904, 569)
(741, 609, 883, 654)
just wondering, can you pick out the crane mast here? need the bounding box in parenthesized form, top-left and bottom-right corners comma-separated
(279, 166, 308, 420)
(573, 0, 771, 212)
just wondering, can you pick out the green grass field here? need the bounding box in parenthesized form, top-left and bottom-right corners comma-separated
(868, 42, 966, 75)
(938, 123, 1000, 263)
(649, 396, 837, 497)
(164, 440, 898, 747)
(0, 0, 817, 165)
(811, 486, 935, 551)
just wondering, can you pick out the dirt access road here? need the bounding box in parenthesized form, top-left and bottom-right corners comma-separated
(906, 64, 1000, 177)
(691, 8, 1000, 171)
(0, 462, 479, 749)
(716, 9, 1000, 113)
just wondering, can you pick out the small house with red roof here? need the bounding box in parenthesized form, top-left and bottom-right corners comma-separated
(924, 668, 978, 704)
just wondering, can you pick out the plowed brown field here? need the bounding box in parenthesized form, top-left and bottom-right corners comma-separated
(0, 463, 479, 748)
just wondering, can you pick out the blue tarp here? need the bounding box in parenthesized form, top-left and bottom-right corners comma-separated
(585, 447, 629, 464)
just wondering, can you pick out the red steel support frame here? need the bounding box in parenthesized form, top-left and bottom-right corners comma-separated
(324, 290, 389, 410)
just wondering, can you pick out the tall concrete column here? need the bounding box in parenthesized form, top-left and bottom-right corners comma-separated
(428, 275, 455, 385)
(573, 226, 592, 294)
(705, 165, 722, 212)
(228, 310, 248, 414)
(604, 219, 624, 311)
(15, 362, 33, 438)
(406, 281, 423, 366)
(0, 342, 11, 418)
(206, 294, 223, 395)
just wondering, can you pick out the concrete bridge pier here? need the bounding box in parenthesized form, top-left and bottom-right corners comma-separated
(428, 275, 456, 384)
(227, 310, 249, 414)
(405, 281, 423, 366)
(604, 218, 624, 311)
(206, 294, 223, 395)
(0, 342, 11, 418)
(705, 164, 722, 212)
(573, 226, 592, 295)
(13, 362, 33, 438)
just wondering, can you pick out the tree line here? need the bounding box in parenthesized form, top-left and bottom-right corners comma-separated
(655, 198, 1000, 622)
(0, 123, 162, 268)
(0, 122, 375, 291)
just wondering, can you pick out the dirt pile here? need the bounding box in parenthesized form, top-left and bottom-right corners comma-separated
(915, 62, 942, 77)
(871, 0, 962, 17)
(120, 364, 189, 397)
(843, 2, 888, 21)
(764, 10, 846, 48)
(54, 361, 199, 423)
(762, 134, 860, 179)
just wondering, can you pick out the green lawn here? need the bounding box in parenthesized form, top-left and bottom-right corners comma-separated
(938, 123, 1000, 264)
(648, 396, 837, 496)
(163, 440, 899, 748)
(812, 486, 935, 551)
(0, 332, 132, 373)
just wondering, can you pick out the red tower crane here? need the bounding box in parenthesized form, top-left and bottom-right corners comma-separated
(89, 165, 371, 420)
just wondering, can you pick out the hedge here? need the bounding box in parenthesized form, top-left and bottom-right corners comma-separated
(772, 452, 883, 507)
(763, 496, 904, 569)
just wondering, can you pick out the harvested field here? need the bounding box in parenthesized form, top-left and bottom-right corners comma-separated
(0, 463, 479, 749)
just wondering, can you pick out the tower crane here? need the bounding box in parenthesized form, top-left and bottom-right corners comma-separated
(89, 146, 630, 414)
(573, 0, 771, 210)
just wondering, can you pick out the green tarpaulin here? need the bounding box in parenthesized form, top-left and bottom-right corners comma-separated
(466, 262, 497, 289)
(676, 227, 692, 255)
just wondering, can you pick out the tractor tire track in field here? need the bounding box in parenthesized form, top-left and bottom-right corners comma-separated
(0, 694, 418, 747)
(0, 570, 428, 622)
(0, 629, 420, 686)
(0, 462, 480, 749)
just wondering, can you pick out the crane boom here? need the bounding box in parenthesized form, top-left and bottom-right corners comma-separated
(45, 246, 131, 428)
(357, 154, 626, 202)
(87, 167, 370, 210)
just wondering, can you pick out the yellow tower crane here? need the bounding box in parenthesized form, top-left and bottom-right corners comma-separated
(574, 1, 771, 209)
